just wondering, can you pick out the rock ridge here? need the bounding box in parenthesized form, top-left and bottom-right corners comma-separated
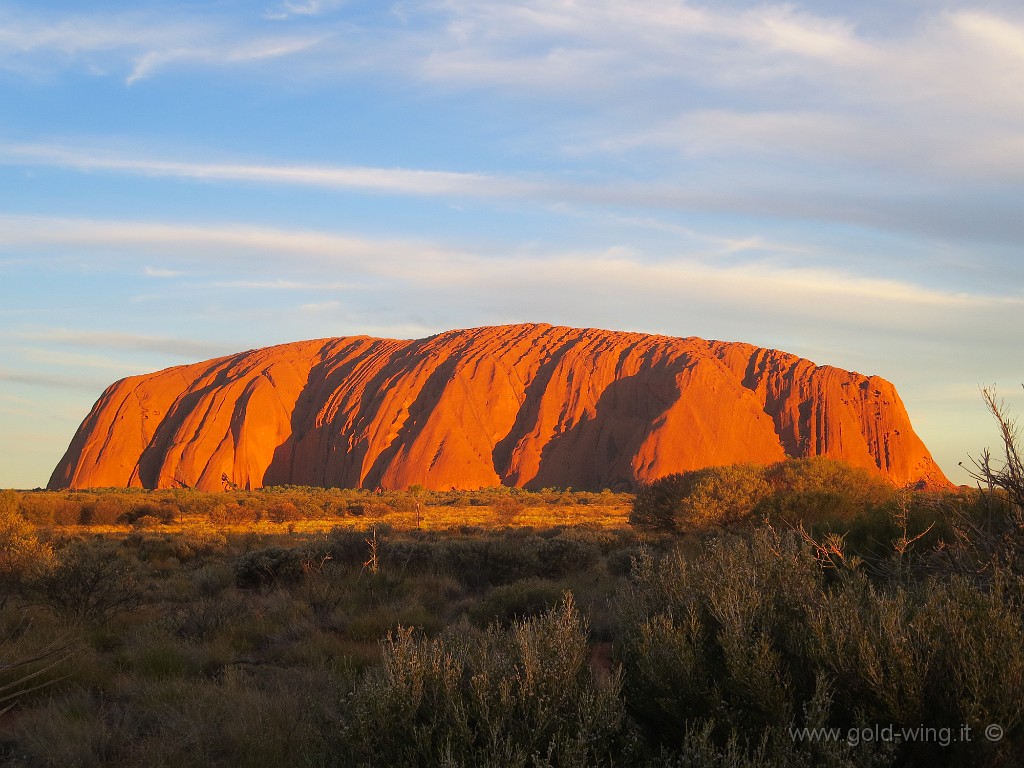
(49, 324, 949, 491)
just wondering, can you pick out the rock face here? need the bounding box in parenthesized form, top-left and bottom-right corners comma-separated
(49, 324, 949, 491)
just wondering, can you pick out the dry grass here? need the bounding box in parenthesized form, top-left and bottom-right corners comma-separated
(47, 502, 630, 538)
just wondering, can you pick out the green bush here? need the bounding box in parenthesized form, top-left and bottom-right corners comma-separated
(632, 458, 904, 534)
(630, 474, 689, 531)
(760, 457, 896, 527)
(631, 464, 771, 532)
(233, 546, 305, 589)
(117, 502, 177, 526)
(467, 577, 565, 627)
(433, 536, 542, 591)
(536, 533, 600, 578)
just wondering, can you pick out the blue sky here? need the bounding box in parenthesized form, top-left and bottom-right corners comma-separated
(1, 0, 1022, 488)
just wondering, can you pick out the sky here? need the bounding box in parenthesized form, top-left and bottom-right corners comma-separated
(1, 0, 1022, 489)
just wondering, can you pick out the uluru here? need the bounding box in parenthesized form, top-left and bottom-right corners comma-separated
(48, 324, 949, 492)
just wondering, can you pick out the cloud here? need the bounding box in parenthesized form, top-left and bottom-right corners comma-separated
(265, 0, 349, 20)
(144, 266, 185, 278)
(0, 6, 324, 84)
(213, 279, 357, 290)
(0, 214, 1013, 321)
(411, 2, 1024, 190)
(4, 4, 1024, 242)
(418, 0, 874, 89)
(14, 328, 232, 360)
(126, 34, 325, 84)
(6, 141, 1024, 251)
(300, 300, 341, 312)
(0, 143, 537, 198)
(0, 367, 108, 392)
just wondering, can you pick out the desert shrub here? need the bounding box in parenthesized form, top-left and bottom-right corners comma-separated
(0, 489, 19, 518)
(117, 502, 177, 526)
(326, 527, 379, 569)
(630, 474, 690, 531)
(760, 457, 896, 527)
(631, 464, 771, 532)
(467, 577, 565, 627)
(191, 563, 236, 598)
(536, 533, 600, 578)
(266, 501, 300, 524)
(170, 593, 247, 641)
(233, 546, 304, 589)
(341, 594, 625, 767)
(674, 464, 772, 529)
(605, 546, 645, 578)
(172, 491, 218, 518)
(613, 524, 1024, 767)
(14, 666, 333, 768)
(233, 541, 334, 590)
(434, 536, 542, 591)
(492, 494, 525, 526)
(615, 529, 821, 748)
(121, 532, 199, 567)
(379, 537, 437, 575)
(838, 496, 946, 569)
(382, 492, 417, 513)
(79, 494, 134, 526)
(18, 493, 81, 526)
(29, 539, 144, 625)
(632, 459, 906, 535)
(208, 502, 252, 525)
(0, 493, 54, 601)
(346, 501, 393, 518)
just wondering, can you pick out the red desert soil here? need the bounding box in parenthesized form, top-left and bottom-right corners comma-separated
(49, 324, 950, 492)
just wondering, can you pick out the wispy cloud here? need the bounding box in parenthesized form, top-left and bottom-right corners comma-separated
(416, 0, 874, 90)
(0, 143, 537, 198)
(410, 2, 1024, 191)
(14, 328, 232, 360)
(0, 6, 324, 84)
(0, 214, 1012, 318)
(265, 0, 349, 21)
(5, 141, 1024, 249)
(126, 34, 325, 84)
(144, 266, 186, 278)
(0, 367, 109, 392)
(300, 300, 341, 313)
(212, 279, 357, 290)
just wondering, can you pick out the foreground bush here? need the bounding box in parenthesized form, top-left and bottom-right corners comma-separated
(341, 594, 625, 767)
(614, 528, 1024, 767)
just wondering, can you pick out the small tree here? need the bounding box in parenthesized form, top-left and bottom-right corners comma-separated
(631, 473, 691, 531)
(963, 385, 1024, 513)
(492, 494, 525, 527)
(953, 385, 1024, 575)
(30, 540, 144, 625)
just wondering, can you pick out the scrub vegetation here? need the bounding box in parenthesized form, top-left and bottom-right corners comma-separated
(0, 391, 1021, 767)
